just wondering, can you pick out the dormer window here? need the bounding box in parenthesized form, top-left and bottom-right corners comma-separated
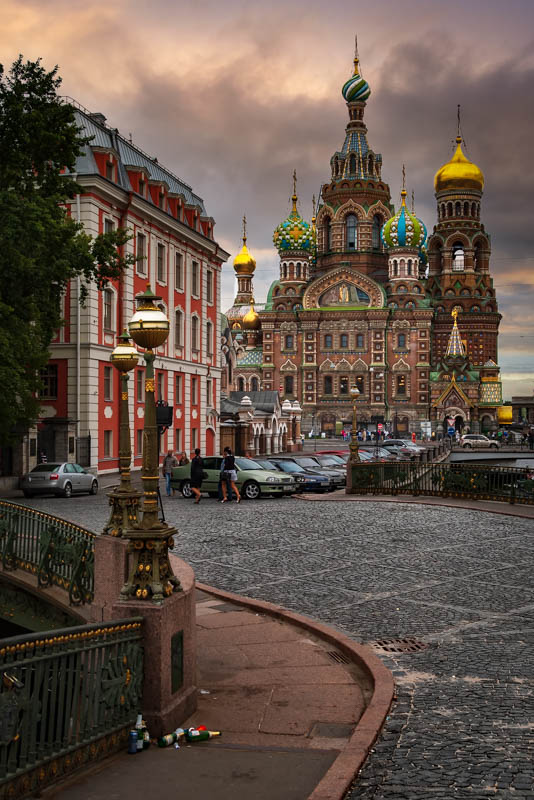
(105, 161, 114, 181)
(159, 192, 165, 209)
(138, 178, 145, 196)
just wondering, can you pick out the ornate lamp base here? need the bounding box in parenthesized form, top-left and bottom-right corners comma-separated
(120, 526, 182, 605)
(103, 489, 142, 537)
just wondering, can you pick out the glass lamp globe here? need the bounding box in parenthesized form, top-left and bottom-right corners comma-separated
(110, 330, 139, 373)
(128, 285, 170, 350)
(350, 386, 360, 398)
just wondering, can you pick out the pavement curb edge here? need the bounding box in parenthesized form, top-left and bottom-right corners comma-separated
(196, 581, 395, 800)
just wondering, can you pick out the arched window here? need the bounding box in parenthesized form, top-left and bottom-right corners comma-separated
(455, 201, 461, 216)
(393, 259, 399, 277)
(340, 333, 349, 348)
(206, 320, 213, 356)
(296, 263, 301, 278)
(284, 375, 294, 395)
(349, 153, 357, 174)
(398, 333, 406, 348)
(324, 218, 332, 251)
(324, 334, 333, 349)
(471, 202, 477, 217)
(283, 264, 288, 279)
(346, 214, 358, 250)
(452, 242, 465, 271)
(396, 375, 407, 395)
(324, 375, 333, 394)
(440, 204, 446, 219)
(368, 155, 374, 175)
(250, 377, 259, 392)
(407, 259, 412, 276)
(191, 315, 199, 351)
(237, 377, 245, 391)
(447, 202, 453, 217)
(464, 201, 469, 216)
(356, 333, 364, 348)
(372, 215, 382, 248)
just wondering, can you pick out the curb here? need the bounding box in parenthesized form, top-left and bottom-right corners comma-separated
(295, 492, 534, 519)
(196, 581, 394, 800)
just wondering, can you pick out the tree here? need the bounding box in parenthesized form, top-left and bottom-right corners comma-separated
(0, 56, 135, 443)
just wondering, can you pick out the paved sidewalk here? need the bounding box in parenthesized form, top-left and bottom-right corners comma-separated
(46, 587, 393, 800)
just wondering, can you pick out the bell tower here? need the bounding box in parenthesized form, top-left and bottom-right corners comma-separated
(427, 110, 500, 369)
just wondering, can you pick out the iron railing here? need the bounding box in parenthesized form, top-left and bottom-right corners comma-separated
(348, 462, 534, 505)
(0, 619, 143, 798)
(0, 503, 95, 605)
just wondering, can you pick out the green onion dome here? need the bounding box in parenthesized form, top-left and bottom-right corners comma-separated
(341, 54, 371, 103)
(273, 192, 313, 254)
(381, 189, 427, 249)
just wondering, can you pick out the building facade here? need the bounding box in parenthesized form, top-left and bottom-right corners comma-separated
(38, 103, 229, 474)
(226, 46, 503, 437)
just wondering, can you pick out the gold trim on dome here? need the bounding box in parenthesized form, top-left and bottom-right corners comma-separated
(434, 136, 484, 193)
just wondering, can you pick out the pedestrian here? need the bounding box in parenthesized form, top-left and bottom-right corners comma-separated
(162, 449, 178, 497)
(218, 456, 233, 501)
(221, 447, 241, 504)
(178, 452, 189, 466)
(190, 448, 204, 504)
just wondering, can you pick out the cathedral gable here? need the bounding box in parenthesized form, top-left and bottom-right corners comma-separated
(303, 268, 385, 310)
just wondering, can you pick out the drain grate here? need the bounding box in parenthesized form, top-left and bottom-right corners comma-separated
(326, 650, 351, 664)
(370, 637, 428, 654)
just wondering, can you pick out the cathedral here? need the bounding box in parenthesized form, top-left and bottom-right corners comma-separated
(225, 45, 502, 438)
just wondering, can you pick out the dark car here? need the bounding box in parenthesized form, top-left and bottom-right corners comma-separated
(276, 455, 346, 488)
(257, 458, 333, 493)
(20, 463, 98, 498)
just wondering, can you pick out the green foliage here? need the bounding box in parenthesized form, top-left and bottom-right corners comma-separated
(0, 56, 135, 443)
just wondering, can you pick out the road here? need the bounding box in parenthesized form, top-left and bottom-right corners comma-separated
(9, 488, 534, 799)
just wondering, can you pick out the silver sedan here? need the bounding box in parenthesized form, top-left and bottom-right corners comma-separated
(20, 463, 98, 498)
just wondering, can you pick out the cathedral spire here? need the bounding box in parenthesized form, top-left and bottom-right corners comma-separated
(291, 169, 298, 215)
(446, 308, 466, 357)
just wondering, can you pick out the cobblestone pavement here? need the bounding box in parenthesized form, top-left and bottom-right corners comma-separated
(12, 490, 534, 799)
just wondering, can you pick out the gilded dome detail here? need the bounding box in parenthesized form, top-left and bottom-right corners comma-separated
(242, 304, 261, 330)
(434, 137, 484, 193)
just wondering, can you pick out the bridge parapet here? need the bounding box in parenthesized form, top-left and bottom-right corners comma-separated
(0, 618, 143, 799)
(0, 502, 94, 606)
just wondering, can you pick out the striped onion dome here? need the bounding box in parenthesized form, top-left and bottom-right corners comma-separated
(341, 54, 371, 103)
(381, 189, 427, 249)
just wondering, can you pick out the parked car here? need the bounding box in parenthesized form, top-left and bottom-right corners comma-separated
(170, 456, 296, 500)
(255, 459, 332, 493)
(383, 438, 426, 454)
(359, 445, 402, 462)
(315, 450, 374, 463)
(20, 463, 98, 498)
(460, 434, 500, 450)
(276, 455, 346, 488)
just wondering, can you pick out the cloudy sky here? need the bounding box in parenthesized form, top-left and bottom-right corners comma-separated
(4, 0, 533, 399)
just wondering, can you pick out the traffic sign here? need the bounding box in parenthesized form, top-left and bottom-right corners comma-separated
(447, 426, 456, 436)
(377, 423, 383, 432)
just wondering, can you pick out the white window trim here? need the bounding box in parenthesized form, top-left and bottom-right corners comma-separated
(175, 250, 184, 292)
(102, 285, 117, 333)
(136, 231, 148, 276)
(206, 268, 214, 306)
(191, 313, 200, 352)
(174, 306, 185, 349)
(191, 260, 200, 299)
(156, 242, 167, 286)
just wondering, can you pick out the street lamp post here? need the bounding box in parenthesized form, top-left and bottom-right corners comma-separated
(104, 330, 142, 536)
(120, 286, 181, 605)
(349, 385, 360, 464)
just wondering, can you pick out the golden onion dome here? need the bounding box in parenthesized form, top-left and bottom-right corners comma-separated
(434, 137, 484, 193)
(242, 304, 261, 330)
(233, 241, 256, 275)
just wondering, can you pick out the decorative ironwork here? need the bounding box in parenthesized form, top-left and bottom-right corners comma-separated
(0, 502, 95, 605)
(0, 619, 143, 798)
(347, 462, 534, 505)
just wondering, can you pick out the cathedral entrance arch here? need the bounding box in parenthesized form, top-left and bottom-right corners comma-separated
(443, 410, 465, 433)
